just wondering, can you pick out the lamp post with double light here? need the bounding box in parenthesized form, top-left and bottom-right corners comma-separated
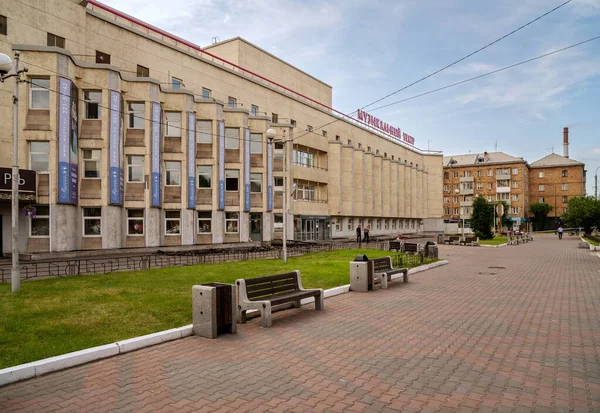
(1, 51, 28, 293)
(454, 188, 464, 240)
(595, 165, 599, 200)
(266, 128, 290, 263)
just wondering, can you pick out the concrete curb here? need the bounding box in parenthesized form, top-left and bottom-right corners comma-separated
(480, 243, 508, 248)
(0, 261, 448, 387)
(0, 326, 192, 387)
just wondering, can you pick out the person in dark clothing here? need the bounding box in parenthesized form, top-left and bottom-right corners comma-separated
(356, 225, 362, 243)
(363, 225, 370, 243)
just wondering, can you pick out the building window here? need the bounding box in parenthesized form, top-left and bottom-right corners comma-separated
(274, 177, 284, 187)
(47, 32, 65, 48)
(291, 119, 296, 127)
(307, 125, 313, 132)
(171, 77, 182, 89)
(367, 146, 371, 152)
(196, 120, 212, 144)
(165, 112, 182, 137)
(513, 194, 519, 201)
(562, 170, 568, 177)
(562, 208, 567, 213)
(539, 197, 545, 203)
(29, 141, 50, 172)
(296, 183, 315, 201)
(228, 96, 236, 108)
(562, 196, 568, 203)
(443, 172, 449, 179)
(137, 65, 149, 77)
(83, 149, 101, 178)
(476, 183, 482, 190)
(443, 197, 449, 203)
(443, 184, 449, 191)
(29, 205, 50, 237)
(512, 168, 518, 175)
(512, 181, 518, 188)
(562, 183, 568, 191)
(274, 214, 283, 233)
(127, 209, 144, 236)
(198, 211, 212, 233)
(477, 170, 482, 177)
(322, 130, 327, 138)
(165, 161, 181, 186)
(83, 90, 102, 119)
(487, 196, 492, 202)
(83, 208, 102, 237)
(251, 105, 258, 116)
(463, 171, 471, 177)
(225, 127, 240, 150)
(29, 78, 50, 109)
(202, 88, 211, 99)
(250, 133, 262, 154)
(271, 113, 278, 123)
(165, 210, 181, 235)
(0, 15, 6, 36)
(225, 169, 239, 191)
(197, 165, 212, 188)
(128, 102, 145, 129)
(335, 135, 340, 141)
(392, 220, 396, 229)
(539, 171, 545, 178)
(487, 182, 493, 190)
(487, 169, 493, 177)
(384, 219, 389, 230)
(452, 171, 459, 178)
(539, 185, 545, 191)
(453, 184, 459, 191)
(293, 149, 315, 168)
(250, 173, 262, 193)
(127, 155, 144, 182)
(226, 212, 239, 233)
(512, 207, 519, 214)
(95, 50, 111, 64)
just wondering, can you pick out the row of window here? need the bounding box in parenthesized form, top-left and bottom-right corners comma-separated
(443, 180, 521, 191)
(29, 208, 244, 238)
(444, 207, 521, 215)
(445, 169, 571, 179)
(538, 184, 569, 191)
(333, 218, 420, 232)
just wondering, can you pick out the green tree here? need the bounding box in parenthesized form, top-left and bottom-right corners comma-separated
(471, 195, 494, 239)
(561, 196, 600, 235)
(529, 202, 553, 231)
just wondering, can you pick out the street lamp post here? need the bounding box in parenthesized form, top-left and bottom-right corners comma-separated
(595, 166, 599, 200)
(1, 51, 28, 293)
(454, 188, 464, 240)
(266, 128, 289, 263)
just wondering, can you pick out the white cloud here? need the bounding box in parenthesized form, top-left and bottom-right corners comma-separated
(593, 148, 600, 154)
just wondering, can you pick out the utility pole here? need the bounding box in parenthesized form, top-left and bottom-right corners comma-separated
(595, 166, 599, 200)
(1, 51, 28, 293)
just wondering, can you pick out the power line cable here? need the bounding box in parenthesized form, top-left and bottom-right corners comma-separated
(359, 0, 573, 111)
(368, 35, 600, 113)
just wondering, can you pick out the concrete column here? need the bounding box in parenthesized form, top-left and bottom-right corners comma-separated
(398, 162, 405, 217)
(341, 145, 354, 216)
(146, 207, 161, 247)
(103, 206, 124, 249)
(54, 205, 80, 251)
(363, 152, 373, 217)
(404, 164, 411, 218)
(382, 158, 390, 218)
(240, 212, 249, 242)
(181, 209, 195, 245)
(373, 155, 382, 217)
(327, 141, 342, 217)
(390, 161, 398, 218)
(212, 210, 224, 244)
(262, 212, 273, 242)
(411, 166, 417, 218)
(353, 148, 364, 217)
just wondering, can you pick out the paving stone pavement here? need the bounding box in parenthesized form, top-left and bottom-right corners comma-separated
(1, 234, 600, 412)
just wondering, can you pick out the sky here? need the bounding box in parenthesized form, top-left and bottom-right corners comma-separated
(100, 0, 600, 195)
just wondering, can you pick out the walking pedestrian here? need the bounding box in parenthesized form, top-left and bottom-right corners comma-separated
(356, 225, 362, 243)
(363, 225, 370, 243)
(558, 225, 563, 240)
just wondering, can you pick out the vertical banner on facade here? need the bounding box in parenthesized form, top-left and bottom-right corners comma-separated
(267, 140, 273, 211)
(244, 128, 251, 212)
(58, 77, 79, 204)
(109, 91, 123, 205)
(218, 120, 225, 210)
(151, 102, 161, 207)
(187, 112, 196, 209)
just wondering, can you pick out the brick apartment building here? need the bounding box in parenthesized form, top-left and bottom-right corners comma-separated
(443, 127, 586, 231)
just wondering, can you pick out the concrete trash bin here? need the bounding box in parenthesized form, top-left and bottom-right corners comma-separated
(350, 255, 374, 292)
(192, 283, 237, 338)
(437, 234, 444, 244)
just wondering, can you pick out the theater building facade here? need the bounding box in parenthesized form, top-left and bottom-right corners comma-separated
(0, 0, 443, 254)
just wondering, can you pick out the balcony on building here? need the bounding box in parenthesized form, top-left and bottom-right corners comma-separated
(459, 176, 474, 183)
(460, 187, 474, 195)
(496, 170, 510, 180)
(496, 186, 511, 194)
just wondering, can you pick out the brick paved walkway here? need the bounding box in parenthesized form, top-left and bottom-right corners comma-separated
(1, 234, 599, 412)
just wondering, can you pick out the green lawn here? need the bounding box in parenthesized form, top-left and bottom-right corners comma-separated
(479, 236, 508, 245)
(0, 248, 420, 369)
(583, 236, 599, 246)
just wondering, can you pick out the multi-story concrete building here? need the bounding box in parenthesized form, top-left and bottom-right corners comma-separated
(443, 128, 585, 231)
(0, 0, 443, 254)
(442, 152, 530, 231)
(529, 128, 586, 225)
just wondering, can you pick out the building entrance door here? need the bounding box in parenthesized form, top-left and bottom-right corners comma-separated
(249, 213, 262, 242)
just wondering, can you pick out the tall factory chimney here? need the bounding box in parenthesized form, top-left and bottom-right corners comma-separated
(563, 127, 569, 158)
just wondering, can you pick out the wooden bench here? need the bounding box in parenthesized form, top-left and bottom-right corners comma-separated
(403, 242, 420, 254)
(236, 270, 324, 328)
(444, 236, 460, 245)
(460, 236, 479, 246)
(371, 256, 409, 288)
